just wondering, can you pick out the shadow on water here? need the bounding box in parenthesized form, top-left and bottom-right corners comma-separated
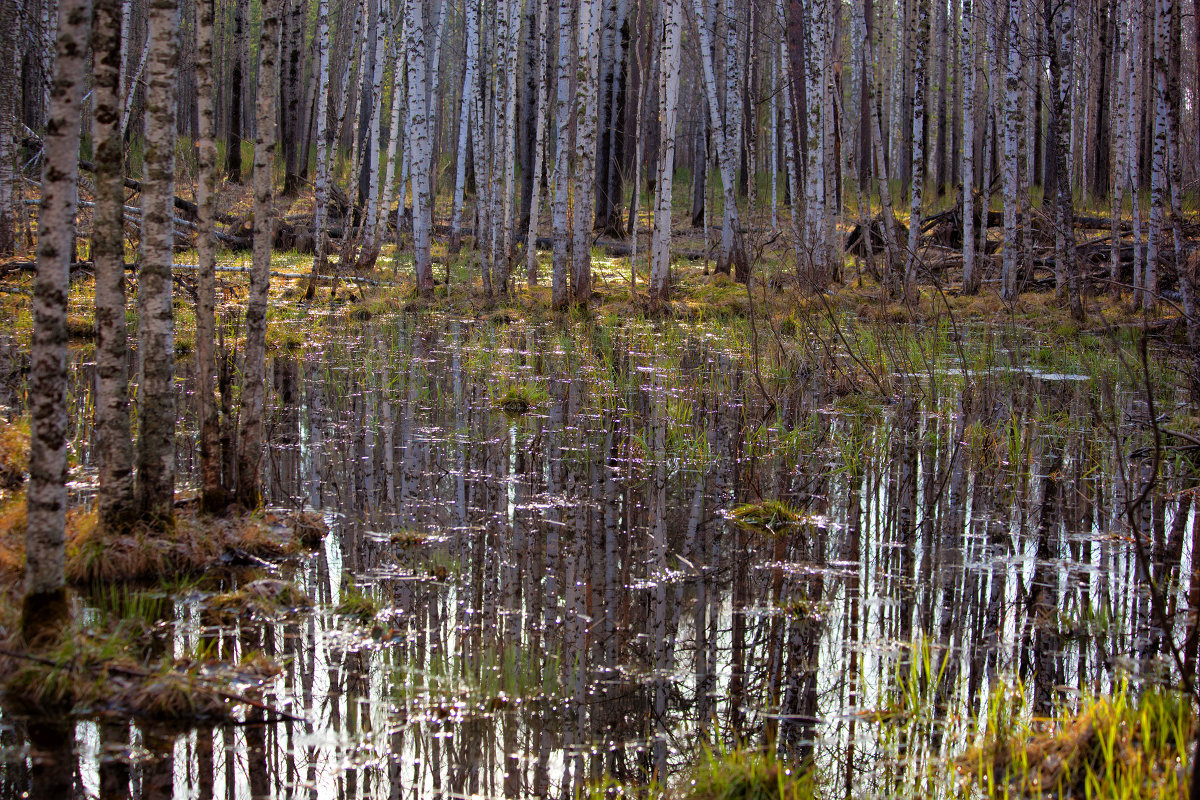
(0, 314, 1194, 798)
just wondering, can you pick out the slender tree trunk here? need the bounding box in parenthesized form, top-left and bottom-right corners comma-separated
(407, 0, 434, 295)
(23, 0, 90, 644)
(649, 0, 681, 311)
(195, 0, 224, 511)
(303, 0, 332, 301)
(0, 0, 16, 258)
(236, 0, 280, 509)
(691, 0, 747, 281)
(903, 0, 928, 301)
(226, 0, 245, 182)
(1145, 0, 1169, 312)
(1049, 0, 1083, 321)
(282, 0, 305, 195)
(137, 0, 181, 526)
(571, 0, 602, 305)
(449, 0, 480, 255)
(526, 0, 549, 285)
(551, 0, 573, 309)
(961, 0, 979, 293)
(93, 0, 135, 529)
(1000, 0, 1021, 302)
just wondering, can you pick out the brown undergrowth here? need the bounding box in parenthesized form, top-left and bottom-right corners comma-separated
(0, 497, 326, 586)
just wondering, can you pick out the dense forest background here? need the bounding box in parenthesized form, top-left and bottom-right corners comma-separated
(0, 0, 1196, 317)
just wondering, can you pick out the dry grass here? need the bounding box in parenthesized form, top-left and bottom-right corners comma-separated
(203, 578, 313, 623)
(0, 418, 28, 490)
(961, 687, 1193, 800)
(0, 501, 327, 586)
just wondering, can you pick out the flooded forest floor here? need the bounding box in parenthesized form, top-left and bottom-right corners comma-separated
(0, 237, 1197, 799)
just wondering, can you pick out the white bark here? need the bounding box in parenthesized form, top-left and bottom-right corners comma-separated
(406, 0, 434, 295)
(136, 0, 180, 524)
(25, 0, 89, 630)
(961, 0, 978, 293)
(525, 0, 550, 285)
(93, 0, 135, 526)
(236, 0, 280, 508)
(1000, 0, 1021, 302)
(649, 0, 681, 309)
(449, 0, 480, 252)
(904, 0, 928, 300)
(551, 0, 573, 309)
(570, 0, 602, 303)
(195, 0, 222, 508)
(690, 0, 746, 279)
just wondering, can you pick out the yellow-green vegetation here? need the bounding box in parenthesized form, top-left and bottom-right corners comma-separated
(961, 685, 1193, 800)
(0, 589, 281, 720)
(335, 585, 378, 624)
(668, 748, 814, 800)
(730, 501, 805, 537)
(496, 384, 547, 415)
(203, 578, 313, 623)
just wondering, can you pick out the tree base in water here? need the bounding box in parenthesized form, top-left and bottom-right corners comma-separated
(20, 587, 69, 647)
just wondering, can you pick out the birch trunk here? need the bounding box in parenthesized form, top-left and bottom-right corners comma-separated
(195, 0, 224, 511)
(781, 0, 807, 276)
(23, 0, 89, 643)
(302, 0, 332, 301)
(961, 0, 979, 293)
(649, 0, 681, 310)
(1000, 0, 1021, 302)
(407, 0, 434, 295)
(571, 0, 602, 304)
(1110, 7, 1126, 294)
(93, 0, 135, 529)
(526, 0, 549, 285)
(691, 0, 746, 280)
(235, 0, 280, 509)
(137, 0, 181, 526)
(903, 0, 928, 301)
(551, 0, 573, 309)
(1051, 0, 1084, 320)
(226, 0, 245, 182)
(0, 0, 16, 257)
(449, 0, 479, 255)
(1145, 0, 1169, 311)
(358, 0, 389, 267)
(804, 0, 828, 286)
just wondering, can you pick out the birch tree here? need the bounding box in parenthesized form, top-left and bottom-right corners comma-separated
(649, 0, 681, 310)
(92, 0, 135, 530)
(1000, 0, 1021, 302)
(1145, 0, 1169, 311)
(304, 0, 333, 299)
(1047, 0, 1084, 320)
(136, 0, 181, 526)
(236, 0, 280, 508)
(551, 0, 573, 310)
(449, 0, 480, 255)
(961, 0, 979, 294)
(406, 0, 434, 296)
(23, 0, 90, 643)
(525, 0, 550, 285)
(691, 0, 747, 281)
(903, 0, 928, 301)
(571, 0, 603, 304)
(0, 0, 16, 257)
(194, 0, 225, 510)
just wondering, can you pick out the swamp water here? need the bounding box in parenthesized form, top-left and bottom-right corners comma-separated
(0, 313, 1193, 799)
